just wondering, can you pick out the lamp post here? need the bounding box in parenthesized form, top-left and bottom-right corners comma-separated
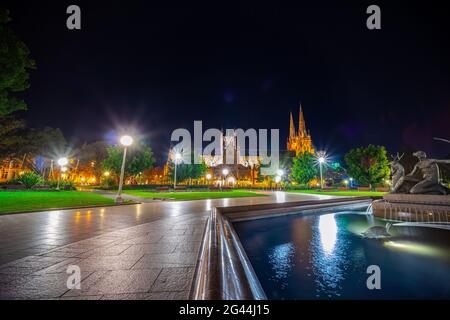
(173, 152, 182, 189)
(222, 168, 229, 186)
(318, 157, 325, 189)
(56, 157, 68, 190)
(275, 169, 284, 190)
(316, 151, 327, 190)
(205, 173, 212, 185)
(349, 177, 353, 188)
(116, 135, 133, 204)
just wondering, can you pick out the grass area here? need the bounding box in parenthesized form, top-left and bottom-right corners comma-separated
(287, 189, 386, 197)
(0, 191, 115, 214)
(123, 189, 267, 201)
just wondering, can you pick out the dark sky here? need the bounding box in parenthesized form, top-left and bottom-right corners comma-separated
(3, 1, 450, 164)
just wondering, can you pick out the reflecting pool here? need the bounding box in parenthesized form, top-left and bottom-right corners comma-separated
(234, 210, 450, 299)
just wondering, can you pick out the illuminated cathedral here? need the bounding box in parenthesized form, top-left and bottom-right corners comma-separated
(287, 105, 315, 155)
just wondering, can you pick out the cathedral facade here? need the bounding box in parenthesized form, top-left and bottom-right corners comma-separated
(287, 105, 315, 155)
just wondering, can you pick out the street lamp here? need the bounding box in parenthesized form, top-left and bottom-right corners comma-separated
(343, 179, 349, 188)
(205, 173, 212, 185)
(56, 157, 68, 190)
(222, 168, 229, 186)
(349, 177, 354, 188)
(116, 135, 133, 203)
(173, 152, 182, 189)
(316, 151, 327, 190)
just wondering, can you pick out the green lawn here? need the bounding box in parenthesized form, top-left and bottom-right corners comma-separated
(123, 189, 267, 201)
(287, 189, 386, 197)
(0, 191, 115, 214)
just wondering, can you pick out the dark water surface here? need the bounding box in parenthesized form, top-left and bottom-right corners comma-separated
(234, 211, 450, 299)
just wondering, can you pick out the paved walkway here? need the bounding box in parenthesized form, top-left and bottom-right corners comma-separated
(0, 192, 336, 300)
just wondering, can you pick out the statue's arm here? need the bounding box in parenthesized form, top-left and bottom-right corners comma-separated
(433, 159, 450, 164)
(407, 165, 418, 176)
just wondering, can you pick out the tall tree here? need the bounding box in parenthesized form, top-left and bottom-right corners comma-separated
(0, 115, 25, 158)
(290, 152, 318, 185)
(102, 143, 155, 180)
(77, 141, 109, 180)
(0, 8, 35, 161)
(168, 154, 207, 184)
(0, 8, 35, 116)
(344, 144, 390, 189)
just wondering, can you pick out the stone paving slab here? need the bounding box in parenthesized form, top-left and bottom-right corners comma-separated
(0, 192, 336, 299)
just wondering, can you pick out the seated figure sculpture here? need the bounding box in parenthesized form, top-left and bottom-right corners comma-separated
(392, 151, 450, 195)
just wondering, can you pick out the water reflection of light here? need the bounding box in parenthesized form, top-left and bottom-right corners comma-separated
(311, 214, 346, 297)
(135, 204, 142, 218)
(170, 202, 182, 216)
(45, 211, 62, 235)
(205, 199, 212, 211)
(75, 211, 81, 223)
(274, 191, 286, 203)
(268, 243, 295, 287)
(319, 214, 337, 255)
(86, 210, 92, 222)
(384, 241, 447, 258)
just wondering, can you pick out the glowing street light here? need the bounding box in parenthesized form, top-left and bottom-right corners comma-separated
(206, 173, 212, 180)
(316, 151, 327, 190)
(104, 171, 110, 177)
(120, 135, 133, 147)
(274, 175, 282, 183)
(173, 152, 182, 189)
(57, 157, 68, 167)
(277, 169, 284, 176)
(116, 135, 133, 203)
(222, 168, 229, 186)
(56, 157, 68, 190)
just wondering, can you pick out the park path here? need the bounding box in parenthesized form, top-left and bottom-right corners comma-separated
(0, 192, 335, 300)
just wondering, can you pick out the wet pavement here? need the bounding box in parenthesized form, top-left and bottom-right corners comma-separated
(0, 191, 336, 299)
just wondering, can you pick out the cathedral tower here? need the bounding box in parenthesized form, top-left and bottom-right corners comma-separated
(287, 104, 314, 155)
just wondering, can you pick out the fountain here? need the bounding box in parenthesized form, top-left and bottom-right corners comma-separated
(365, 149, 450, 235)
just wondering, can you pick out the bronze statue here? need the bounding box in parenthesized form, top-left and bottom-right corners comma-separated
(390, 153, 405, 193)
(391, 151, 450, 195)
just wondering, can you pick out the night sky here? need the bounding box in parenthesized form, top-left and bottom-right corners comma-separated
(3, 1, 450, 164)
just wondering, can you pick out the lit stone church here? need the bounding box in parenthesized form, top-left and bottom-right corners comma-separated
(287, 105, 315, 155)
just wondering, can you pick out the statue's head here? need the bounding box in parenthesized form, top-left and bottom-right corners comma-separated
(413, 151, 427, 159)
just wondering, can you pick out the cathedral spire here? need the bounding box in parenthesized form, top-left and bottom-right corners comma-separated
(289, 111, 296, 138)
(298, 103, 306, 136)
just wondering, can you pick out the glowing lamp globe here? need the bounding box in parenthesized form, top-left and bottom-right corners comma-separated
(120, 135, 133, 147)
(57, 157, 68, 167)
(222, 168, 229, 176)
(206, 173, 212, 180)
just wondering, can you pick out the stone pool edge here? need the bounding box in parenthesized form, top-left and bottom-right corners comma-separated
(189, 197, 373, 300)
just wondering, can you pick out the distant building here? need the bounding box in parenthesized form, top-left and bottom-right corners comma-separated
(0, 159, 22, 182)
(287, 105, 315, 155)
